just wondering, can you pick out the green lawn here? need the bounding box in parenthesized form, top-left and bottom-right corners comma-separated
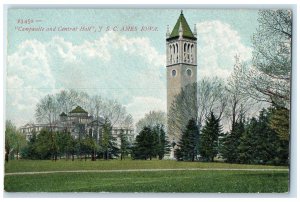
(4, 159, 289, 193)
(5, 159, 288, 173)
(5, 170, 288, 192)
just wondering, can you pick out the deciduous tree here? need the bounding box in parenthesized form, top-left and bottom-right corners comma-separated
(234, 10, 291, 109)
(136, 111, 166, 134)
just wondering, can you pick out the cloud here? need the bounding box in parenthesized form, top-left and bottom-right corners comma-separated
(196, 20, 252, 79)
(6, 39, 56, 125)
(6, 22, 252, 127)
(6, 32, 166, 126)
(7, 39, 55, 89)
(48, 32, 165, 68)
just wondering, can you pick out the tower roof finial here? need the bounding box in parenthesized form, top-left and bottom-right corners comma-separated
(166, 25, 170, 38)
(167, 10, 197, 40)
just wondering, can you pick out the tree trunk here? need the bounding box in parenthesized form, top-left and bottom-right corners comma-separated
(106, 150, 109, 160)
(91, 152, 96, 161)
(231, 99, 237, 131)
(5, 151, 9, 162)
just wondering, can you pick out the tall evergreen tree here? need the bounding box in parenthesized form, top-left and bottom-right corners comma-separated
(151, 127, 159, 158)
(154, 125, 170, 160)
(34, 129, 53, 160)
(132, 127, 153, 160)
(175, 119, 199, 161)
(57, 131, 75, 160)
(21, 131, 38, 159)
(119, 129, 130, 160)
(199, 113, 222, 162)
(238, 108, 289, 165)
(132, 125, 169, 160)
(99, 119, 119, 160)
(220, 119, 245, 163)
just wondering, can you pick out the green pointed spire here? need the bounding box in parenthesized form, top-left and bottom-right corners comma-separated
(168, 11, 196, 40)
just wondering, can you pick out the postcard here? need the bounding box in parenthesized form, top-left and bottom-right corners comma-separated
(4, 8, 291, 193)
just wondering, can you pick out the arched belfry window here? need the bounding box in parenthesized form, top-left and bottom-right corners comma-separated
(172, 44, 176, 63)
(187, 44, 190, 62)
(184, 43, 187, 62)
(190, 44, 194, 63)
(171, 69, 177, 77)
(169, 45, 172, 64)
(176, 43, 179, 63)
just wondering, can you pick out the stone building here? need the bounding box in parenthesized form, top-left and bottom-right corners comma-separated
(20, 105, 134, 147)
(166, 11, 198, 157)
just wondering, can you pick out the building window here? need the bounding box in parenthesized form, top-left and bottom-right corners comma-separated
(171, 69, 176, 77)
(186, 69, 192, 77)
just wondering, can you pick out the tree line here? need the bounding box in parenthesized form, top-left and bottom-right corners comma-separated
(5, 88, 135, 162)
(5, 110, 169, 162)
(174, 107, 289, 165)
(132, 125, 170, 160)
(5, 120, 172, 162)
(35, 89, 133, 129)
(5, 119, 131, 161)
(222, 108, 289, 165)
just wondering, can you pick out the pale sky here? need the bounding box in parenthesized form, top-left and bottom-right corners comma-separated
(6, 9, 259, 127)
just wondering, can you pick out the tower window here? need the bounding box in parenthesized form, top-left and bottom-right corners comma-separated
(171, 69, 177, 77)
(186, 69, 192, 77)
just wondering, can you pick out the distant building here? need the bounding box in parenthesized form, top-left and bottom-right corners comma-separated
(20, 105, 134, 147)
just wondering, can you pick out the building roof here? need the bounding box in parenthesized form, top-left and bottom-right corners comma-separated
(87, 118, 105, 127)
(69, 106, 88, 114)
(60, 112, 67, 116)
(168, 11, 196, 40)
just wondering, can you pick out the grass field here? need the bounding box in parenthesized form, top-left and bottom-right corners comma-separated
(4, 160, 289, 193)
(5, 159, 288, 173)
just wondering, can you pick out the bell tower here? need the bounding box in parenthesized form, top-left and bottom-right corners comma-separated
(166, 11, 197, 155)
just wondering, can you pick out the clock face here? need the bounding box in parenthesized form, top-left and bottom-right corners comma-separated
(187, 69, 192, 76)
(172, 69, 177, 77)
